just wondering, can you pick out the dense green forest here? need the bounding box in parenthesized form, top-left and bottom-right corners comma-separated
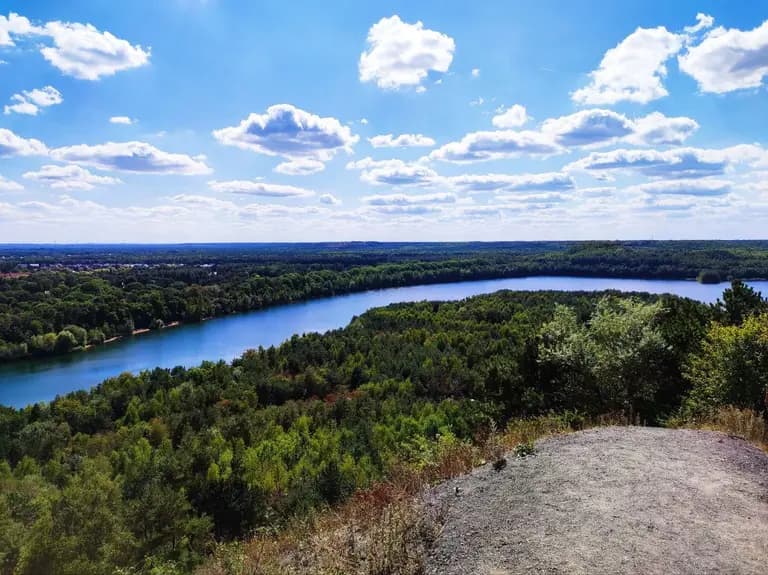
(1, 284, 766, 574)
(3, 240, 768, 362)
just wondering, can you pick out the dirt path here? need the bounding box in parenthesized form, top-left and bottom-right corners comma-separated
(426, 427, 768, 575)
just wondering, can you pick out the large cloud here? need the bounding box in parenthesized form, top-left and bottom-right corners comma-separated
(625, 112, 699, 146)
(212, 104, 358, 163)
(447, 172, 575, 193)
(4, 86, 62, 116)
(541, 109, 634, 147)
(428, 130, 562, 163)
(0, 13, 150, 80)
(40, 21, 150, 80)
(23, 164, 121, 190)
(347, 157, 438, 186)
(572, 26, 683, 105)
(566, 145, 767, 179)
(359, 15, 455, 90)
(208, 180, 315, 198)
(368, 133, 436, 148)
(629, 179, 732, 196)
(431, 109, 697, 163)
(544, 110, 698, 147)
(50, 141, 211, 175)
(679, 20, 768, 93)
(0, 129, 48, 157)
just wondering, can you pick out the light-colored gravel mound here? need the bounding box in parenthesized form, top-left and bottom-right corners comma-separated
(426, 427, 768, 575)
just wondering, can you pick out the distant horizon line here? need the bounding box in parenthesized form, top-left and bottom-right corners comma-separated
(1, 239, 768, 247)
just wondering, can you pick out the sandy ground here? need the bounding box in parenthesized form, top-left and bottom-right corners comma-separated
(426, 427, 768, 575)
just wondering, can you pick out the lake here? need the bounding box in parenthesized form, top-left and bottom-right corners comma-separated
(2, 276, 767, 408)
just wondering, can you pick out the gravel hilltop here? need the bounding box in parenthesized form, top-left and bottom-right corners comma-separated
(426, 427, 768, 575)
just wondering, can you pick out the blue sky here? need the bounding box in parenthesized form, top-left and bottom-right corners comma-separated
(0, 1, 767, 242)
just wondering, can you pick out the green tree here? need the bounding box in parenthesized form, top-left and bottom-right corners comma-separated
(54, 330, 79, 354)
(716, 280, 767, 326)
(539, 298, 669, 418)
(62, 325, 88, 348)
(15, 461, 136, 575)
(684, 313, 768, 415)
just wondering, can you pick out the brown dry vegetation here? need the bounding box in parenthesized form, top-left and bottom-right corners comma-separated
(197, 414, 633, 575)
(673, 407, 767, 451)
(198, 409, 767, 575)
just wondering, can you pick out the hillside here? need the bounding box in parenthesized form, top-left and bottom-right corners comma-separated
(427, 427, 768, 575)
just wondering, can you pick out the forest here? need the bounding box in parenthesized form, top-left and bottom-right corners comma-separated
(1, 282, 766, 574)
(3, 240, 768, 362)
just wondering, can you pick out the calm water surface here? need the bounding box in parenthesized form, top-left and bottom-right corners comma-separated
(2, 276, 767, 407)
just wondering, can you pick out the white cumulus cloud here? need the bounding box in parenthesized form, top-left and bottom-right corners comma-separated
(0, 129, 48, 157)
(541, 109, 634, 146)
(319, 193, 341, 205)
(684, 13, 715, 35)
(0, 12, 150, 79)
(629, 179, 731, 196)
(566, 145, 767, 179)
(213, 104, 358, 164)
(4, 86, 62, 116)
(368, 133, 436, 148)
(626, 112, 699, 146)
(362, 191, 456, 206)
(208, 180, 315, 198)
(491, 105, 529, 128)
(274, 158, 326, 175)
(40, 20, 150, 80)
(447, 172, 575, 193)
(679, 20, 768, 93)
(429, 130, 562, 163)
(359, 15, 455, 90)
(50, 141, 211, 175)
(109, 116, 135, 125)
(572, 26, 683, 105)
(23, 164, 122, 190)
(0, 13, 40, 46)
(347, 157, 438, 186)
(432, 109, 698, 164)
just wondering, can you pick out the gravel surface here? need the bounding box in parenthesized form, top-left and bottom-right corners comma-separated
(426, 427, 768, 575)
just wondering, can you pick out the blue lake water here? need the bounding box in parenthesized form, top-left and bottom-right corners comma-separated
(2, 276, 767, 408)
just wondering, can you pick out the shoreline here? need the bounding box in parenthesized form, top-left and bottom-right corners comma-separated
(0, 273, 753, 368)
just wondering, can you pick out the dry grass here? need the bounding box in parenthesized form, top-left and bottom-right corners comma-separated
(677, 406, 768, 451)
(197, 413, 606, 575)
(197, 409, 767, 575)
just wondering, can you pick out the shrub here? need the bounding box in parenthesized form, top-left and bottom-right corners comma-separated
(513, 441, 536, 458)
(683, 313, 768, 416)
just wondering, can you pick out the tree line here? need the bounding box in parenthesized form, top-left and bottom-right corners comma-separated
(4, 241, 768, 362)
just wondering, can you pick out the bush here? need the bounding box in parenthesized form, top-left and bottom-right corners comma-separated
(54, 330, 79, 354)
(513, 441, 536, 457)
(62, 325, 88, 348)
(684, 313, 768, 415)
